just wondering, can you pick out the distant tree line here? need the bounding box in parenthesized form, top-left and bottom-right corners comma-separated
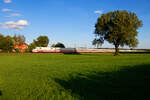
(0, 34, 65, 53)
(0, 34, 28, 52)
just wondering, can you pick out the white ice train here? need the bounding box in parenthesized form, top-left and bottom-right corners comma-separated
(32, 47, 137, 53)
(32, 47, 76, 53)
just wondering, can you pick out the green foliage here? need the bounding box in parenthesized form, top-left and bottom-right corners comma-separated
(2, 36, 14, 52)
(27, 35, 49, 52)
(53, 42, 65, 48)
(15, 49, 21, 53)
(24, 49, 30, 53)
(51, 44, 56, 47)
(0, 34, 14, 52)
(28, 42, 36, 52)
(35, 36, 49, 47)
(94, 10, 143, 55)
(0, 54, 150, 100)
(0, 34, 5, 50)
(92, 38, 104, 48)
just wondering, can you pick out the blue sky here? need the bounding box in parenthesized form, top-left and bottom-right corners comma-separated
(0, 0, 150, 48)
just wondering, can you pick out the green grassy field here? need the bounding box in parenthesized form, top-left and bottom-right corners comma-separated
(0, 53, 150, 100)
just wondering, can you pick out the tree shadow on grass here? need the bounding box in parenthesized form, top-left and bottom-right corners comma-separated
(54, 64, 150, 100)
(0, 91, 2, 96)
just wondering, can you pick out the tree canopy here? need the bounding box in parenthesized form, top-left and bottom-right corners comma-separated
(94, 10, 143, 55)
(52, 42, 65, 48)
(0, 34, 14, 52)
(34, 36, 49, 47)
(92, 38, 104, 48)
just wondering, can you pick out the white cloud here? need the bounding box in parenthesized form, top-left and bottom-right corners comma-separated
(2, 8, 12, 12)
(1, 20, 29, 30)
(6, 13, 22, 17)
(17, 20, 29, 26)
(94, 10, 103, 14)
(4, 0, 12, 3)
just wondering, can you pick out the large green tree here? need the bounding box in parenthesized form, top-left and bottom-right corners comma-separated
(35, 36, 49, 47)
(94, 10, 143, 55)
(0, 35, 14, 52)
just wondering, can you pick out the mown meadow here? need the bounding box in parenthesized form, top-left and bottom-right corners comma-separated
(0, 53, 150, 100)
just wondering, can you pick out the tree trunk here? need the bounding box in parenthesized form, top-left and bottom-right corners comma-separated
(115, 44, 119, 56)
(97, 44, 98, 48)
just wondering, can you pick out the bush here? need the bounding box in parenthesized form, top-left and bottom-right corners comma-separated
(24, 49, 30, 53)
(28, 42, 36, 52)
(52, 42, 65, 48)
(15, 49, 21, 53)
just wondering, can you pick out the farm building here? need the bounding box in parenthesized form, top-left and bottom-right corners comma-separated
(14, 43, 28, 52)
